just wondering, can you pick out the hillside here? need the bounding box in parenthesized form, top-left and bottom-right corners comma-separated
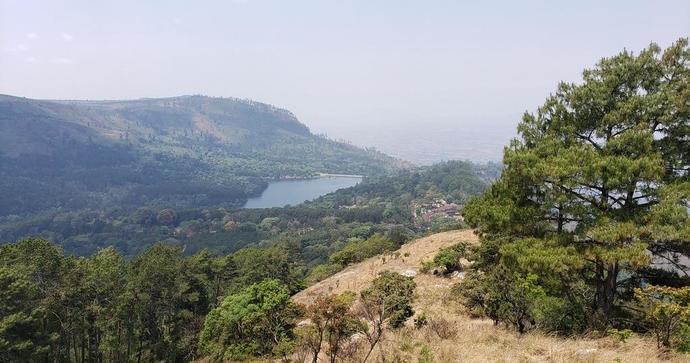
(294, 230, 687, 363)
(0, 94, 401, 217)
(0, 160, 488, 257)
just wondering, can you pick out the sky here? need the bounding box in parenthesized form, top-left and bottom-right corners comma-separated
(1, 0, 689, 163)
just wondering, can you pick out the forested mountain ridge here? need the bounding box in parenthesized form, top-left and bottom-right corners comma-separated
(0, 160, 492, 258)
(0, 94, 402, 217)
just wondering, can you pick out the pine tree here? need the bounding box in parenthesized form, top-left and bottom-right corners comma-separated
(463, 39, 690, 329)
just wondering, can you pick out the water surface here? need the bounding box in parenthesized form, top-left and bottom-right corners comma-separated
(243, 176, 362, 209)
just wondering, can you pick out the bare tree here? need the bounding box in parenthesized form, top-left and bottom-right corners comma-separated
(299, 293, 360, 363)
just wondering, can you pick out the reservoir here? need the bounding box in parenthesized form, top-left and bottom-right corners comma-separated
(243, 175, 362, 209)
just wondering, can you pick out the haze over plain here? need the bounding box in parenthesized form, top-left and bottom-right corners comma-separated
(1, 0, 689, 163)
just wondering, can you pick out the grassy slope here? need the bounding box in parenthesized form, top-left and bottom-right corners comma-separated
(294, 230, 687, 363)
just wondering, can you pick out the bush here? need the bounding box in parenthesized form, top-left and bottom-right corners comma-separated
(636, 286, 690, 350)
(299, 293, 361, 363)
(386, 225, 411, 245)
(607, 328, 633, 343)
(361, 271, 416, 329)
(428, 317, 457, 339)
(357, 271, 417, 362)
(422, 242, 468, 274)
(199, 279, 299, 361)
(329, 234, 397, 266)
(455, 266, 548, 333)
(305, 263, 343, 284)
(418, 344, 435, 363)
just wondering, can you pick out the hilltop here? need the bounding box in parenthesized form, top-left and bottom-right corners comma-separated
(294, 230, 687, 363)
(0, 94, 402, 217)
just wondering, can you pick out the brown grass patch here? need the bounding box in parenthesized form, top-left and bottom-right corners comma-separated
(287, 230, 688, 362)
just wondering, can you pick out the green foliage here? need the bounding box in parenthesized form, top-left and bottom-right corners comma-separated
(457, 267, 550, 333)
(126, 244, 209, 361)
(428, 215, 466, 233)
(386, 225, 411, 245)
(636, 286, 690, 350)
(461, 39, 690, 334)
(0, 238, 305, 362)
(0, 238, 66, 361)
(0, 94, 400, 218)
(330, 234, 397, 266)
(361, 271, 416, 329)
(418, 344, 435, 363)
(1, 159, 489, 263)
(305, 263, 344, 284)
(188, 249, 238, 307)
(607, 328, 634, 343)
(229, 244, 304, 294)
(199, 279, 299, 361)
(0, 266, 50, 361)
(423, 242, 468, 274)
(322, 160, 489, 210)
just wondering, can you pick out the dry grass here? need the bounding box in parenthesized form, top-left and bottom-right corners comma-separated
(376, 275, 688, 363)
(293, 229, 475, 305)
(288, 229, 689, 363)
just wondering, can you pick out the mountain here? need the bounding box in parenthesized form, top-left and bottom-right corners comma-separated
(0, 94, 403, 217)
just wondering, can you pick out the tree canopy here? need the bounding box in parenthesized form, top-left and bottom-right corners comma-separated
(199, 279, 299, 361)
(462, 39, 690, 337)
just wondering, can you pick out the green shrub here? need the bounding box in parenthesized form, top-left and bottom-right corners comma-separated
(361, 271, 416, 329)
(422, 242, 468, 274)
(329, 234, 397, 266)
(607, 328, 633, 343)
(305, 263, 343, 284)
(199, 279, 299, 361)
(418, 344, 435, 363)
(636, 286, 690, 351)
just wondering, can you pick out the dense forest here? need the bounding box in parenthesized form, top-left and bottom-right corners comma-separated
(0, 160, 489, 362)
(0, 161, 493, 265)
(0, 95, 402, 217)
(1, 237, 420, 362)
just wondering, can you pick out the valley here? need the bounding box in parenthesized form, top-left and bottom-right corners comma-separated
(0, 94, 401, 218)
(0, 159, 491, 258)
(242, 175, 362, 209)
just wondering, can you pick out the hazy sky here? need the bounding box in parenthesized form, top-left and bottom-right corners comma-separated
(1, 1, 689, 163)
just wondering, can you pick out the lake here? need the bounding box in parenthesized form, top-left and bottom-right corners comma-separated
(243, 175, 362, 209)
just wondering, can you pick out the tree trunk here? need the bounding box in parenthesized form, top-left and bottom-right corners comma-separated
(362, 337, 379, 363)
(594, 261, 619, 325)
(311, 328, 323, 363)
